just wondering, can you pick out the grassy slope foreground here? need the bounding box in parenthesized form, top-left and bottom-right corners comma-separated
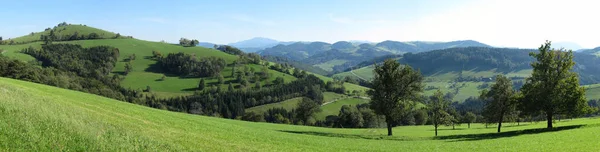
(1, 77, 600, 151)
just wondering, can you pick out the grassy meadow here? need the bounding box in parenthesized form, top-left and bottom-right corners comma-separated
(1, 77, 599, 151)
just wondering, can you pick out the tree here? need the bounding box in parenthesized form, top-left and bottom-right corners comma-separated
(306, 85, 324, 104)
(414, 109, 428, 125)
(428, 90, 453, 136)
(228, 82, 234, 91)
(295, 97, 322, 125)
(273, 77, 285, 85)
(520, 41, 588, 129)
(198, 78, 206, 90)
(254, 82, 261, 89)
(336, 105, 364, 128)
(124, 62, 133, 75)
(464, 112, 477, 128)
(481, 75, 517, 132)
(368, 59, 423, 136)
(218, 75, 225, 84)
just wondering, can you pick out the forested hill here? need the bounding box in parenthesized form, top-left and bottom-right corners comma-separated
(258, 40, 489, 73)
(344, 47, 600, 85)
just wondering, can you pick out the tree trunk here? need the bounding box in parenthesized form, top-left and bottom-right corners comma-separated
(546, 113, 553, 128)
(498, 112, 504, 133)
(452, 123, 455, 130)
(435, 125, 438, 136)
(386, 117, 393, 136)
(468, 123, 471, 128)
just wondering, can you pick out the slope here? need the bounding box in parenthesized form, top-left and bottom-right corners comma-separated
(7, 24, 121, 44)
(2, 77, 600, 151)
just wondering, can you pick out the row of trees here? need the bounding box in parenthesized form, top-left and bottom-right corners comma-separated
(156, 52, 227, 77)
(179, 38, 199, 47)
(368, 41, 590, 136)
(2, 44, 146, 103)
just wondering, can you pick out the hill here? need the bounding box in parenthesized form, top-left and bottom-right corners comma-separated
(4, 23, 123, 44)
(0, 24, 368, 99)
(335, 47, 600, 102)
(228, 37, 296, 52)
(2, 77, 600, 151)
(259, 40, 489, 73)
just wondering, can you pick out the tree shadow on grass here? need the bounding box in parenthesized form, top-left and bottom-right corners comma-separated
(278, 130, 428, 141)
(435, 124, 586, 142)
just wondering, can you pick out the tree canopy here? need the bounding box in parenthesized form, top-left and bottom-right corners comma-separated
(368, 59, 423, 136)
(520, 41, 588, 128)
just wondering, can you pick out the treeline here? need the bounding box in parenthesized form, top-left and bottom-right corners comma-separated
(262, 55, 330, 76)
(401, 47, 535, 75)
(2, 44, 143, 102)
(148, 75, 326, 119)
(179, 38, 199, 47)
(156, 52, 226, 77)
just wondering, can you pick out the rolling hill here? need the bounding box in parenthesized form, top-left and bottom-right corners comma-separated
(2, 77, 600, 151)
(334, 47, 600, 102)
(0, 24, 367, 99)
(259, 40, 490, 73)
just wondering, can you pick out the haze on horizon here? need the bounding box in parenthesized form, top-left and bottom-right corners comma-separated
(1, 0, 598, 49)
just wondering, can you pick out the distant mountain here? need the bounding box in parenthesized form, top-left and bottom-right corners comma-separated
(552, 41, 584, 51)
(197, 42, 217, 48)
(259, 40, 490, 73)
(580, 46, 600, 56)
(227, 37, 290, 52)
(336, 47, 600, 85)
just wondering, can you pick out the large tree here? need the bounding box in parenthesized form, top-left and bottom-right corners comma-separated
(428, 90, 453, 136)
(480, 75, 517, 132)
(464, 112, 477, 129)
(520, 41, 588, 128)
(368, 59, 423, 136)
(295, 97, 322, 125)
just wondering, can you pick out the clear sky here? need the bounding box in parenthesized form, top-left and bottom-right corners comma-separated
(1, 0, 598, 48)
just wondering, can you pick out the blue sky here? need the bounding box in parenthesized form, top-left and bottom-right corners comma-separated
(1, 0, 598, 48)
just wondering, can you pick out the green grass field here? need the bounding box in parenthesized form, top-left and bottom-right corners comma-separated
(316, 98, 370, 120)
(2, 77, 600, 151)
(314, 59, 348, 72)
(246, 92, 349, 119)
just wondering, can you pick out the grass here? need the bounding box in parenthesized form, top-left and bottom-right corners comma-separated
(0, 37, 298, 98)
(7, 24, 121, 44)
(314, 59, 348, 72)
(316, 98, 370, 120)
(246, 92, 348, 117)
(246, 97, 303, 113)
(2, 77, 600, 151)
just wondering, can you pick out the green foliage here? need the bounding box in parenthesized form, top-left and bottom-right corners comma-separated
(273, 76, 285, 85)
(368, 59, 424, 136)
(428, 90, 454, 136)
(156, 52, 226, 77)
(336, 105, 364, 128)
(124, 62, 132, 75)
(3, 78, 600, 151)
(464, 112, 477, 128)
(295, 98, 322, 125)
(520, 41, 589, 128)
(481, 75, 517, 132)
(179, 38, 199, 47)
(198, 78, 205, 90)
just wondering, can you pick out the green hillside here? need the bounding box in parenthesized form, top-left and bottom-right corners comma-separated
(2, 77, 600, 151)
(246, 92, 349, 119)
(8, 24, 121, 44)
(0, 25, 369, 98)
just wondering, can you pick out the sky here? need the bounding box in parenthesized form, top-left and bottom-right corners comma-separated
(1, 0, 598, 49)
